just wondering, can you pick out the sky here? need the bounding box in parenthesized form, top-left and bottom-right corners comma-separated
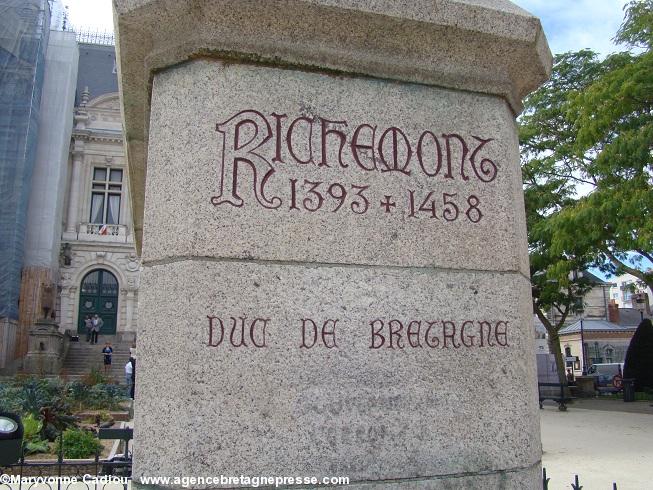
(63, 0, 633, 57)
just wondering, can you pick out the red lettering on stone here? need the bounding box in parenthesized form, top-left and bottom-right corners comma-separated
(369, 319, 385, 349)
(271, 112, 287, 164)
(287, 116, 315, 165)
(378, 127, 411, 175)
(417, 130, 442, 177)
(320, 117, 348, 168)
(351, 123, 377, 171)
(207, 316, 224, 347)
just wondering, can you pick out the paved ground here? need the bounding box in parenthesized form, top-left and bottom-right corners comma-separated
(541, 399, 653, 490)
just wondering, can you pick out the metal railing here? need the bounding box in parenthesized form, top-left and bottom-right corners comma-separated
(543, 467, 618, 489)
(63, 26, 115, 46)
(0, 431, 131, 490)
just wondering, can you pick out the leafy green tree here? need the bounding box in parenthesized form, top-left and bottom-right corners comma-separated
(520, 51, 602, 384)
(520, 1, 653, 382)
(546, 0, 653, 289)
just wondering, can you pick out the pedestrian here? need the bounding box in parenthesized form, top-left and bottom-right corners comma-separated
(125, 357, 134, 393)
(566, 369, 575, 386)
(102, 342, 113, 375)
(84, 315, 93, 342)
(129, 355, 136, 400)
(91, 314, 103, 344)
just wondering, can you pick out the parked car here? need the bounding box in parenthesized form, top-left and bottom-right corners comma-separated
(587, 363, 624, 390)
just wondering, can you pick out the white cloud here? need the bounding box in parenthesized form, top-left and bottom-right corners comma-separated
(63, 0, 632, 57)
(514, 0, 631, 56)
(63, 0, 114, 31)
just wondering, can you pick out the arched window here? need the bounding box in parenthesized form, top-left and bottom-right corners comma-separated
(78, 269, 118, 334)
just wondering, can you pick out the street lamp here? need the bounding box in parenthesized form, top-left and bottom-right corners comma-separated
(0, 412, 23, 466)
(580, 317, 587, 376)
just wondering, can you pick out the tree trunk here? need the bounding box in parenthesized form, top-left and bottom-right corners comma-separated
(535, 306, 568, 387)
(547, 329, 568, 387)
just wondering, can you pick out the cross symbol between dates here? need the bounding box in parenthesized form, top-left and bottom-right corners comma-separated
(380, 195, 397, 213)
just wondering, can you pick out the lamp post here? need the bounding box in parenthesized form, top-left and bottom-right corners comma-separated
(580, 317, 587, 376)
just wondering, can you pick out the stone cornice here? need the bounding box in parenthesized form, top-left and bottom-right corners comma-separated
(73, 130, 123, 144)
(114, 0, 552, 253)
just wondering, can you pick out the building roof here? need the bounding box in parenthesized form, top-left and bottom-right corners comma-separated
(559, 319, 637, 335)
(583, 270, 608, 285)
(75, 43, 118, 106)
(616, 308, 649, 326)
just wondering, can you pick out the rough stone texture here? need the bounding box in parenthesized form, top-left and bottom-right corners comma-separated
(113, 0, 552, 251)
(143, 60, 528, 275)
(115, 1, 551, 488)
(133, 261, 540, 485)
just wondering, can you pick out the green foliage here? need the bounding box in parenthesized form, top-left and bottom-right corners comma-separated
(519, 2, 653, 381)
(522, 1, 653, 291)
(624, 319, 653, 391)
(54, 429, 103, 459)
(22, 413, 42, 441)
(84, 384, 128, 410)
(68, 381, 128, 411)
(82, 367, 109, 386)
(21, 413, 50, 455)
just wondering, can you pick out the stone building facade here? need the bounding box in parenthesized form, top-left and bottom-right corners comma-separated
(58, 44, 139, 343)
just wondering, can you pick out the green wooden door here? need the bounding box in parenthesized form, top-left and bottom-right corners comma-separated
(78, 269, 118, 334)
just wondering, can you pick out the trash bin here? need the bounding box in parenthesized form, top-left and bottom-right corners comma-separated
(0, 412, 24, 466)
(623, 378, 636, 402)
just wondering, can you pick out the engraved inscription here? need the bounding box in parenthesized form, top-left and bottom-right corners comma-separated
(212, 110, 499, 222)
(205, 316, 509, 351)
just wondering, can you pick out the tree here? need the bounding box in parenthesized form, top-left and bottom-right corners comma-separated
(623, 318, 653, 391)
(520, 1, 653, 382)
(546, 0, 653, 290)
(520, 51, 603, 384)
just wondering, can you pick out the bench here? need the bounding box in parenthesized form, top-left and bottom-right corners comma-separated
(538, 382, 574, 411)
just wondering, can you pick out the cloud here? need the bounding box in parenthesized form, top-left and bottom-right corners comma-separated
(515, 0, 631, 56)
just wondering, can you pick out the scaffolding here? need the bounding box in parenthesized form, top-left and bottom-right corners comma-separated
(0, 0, 51, 320)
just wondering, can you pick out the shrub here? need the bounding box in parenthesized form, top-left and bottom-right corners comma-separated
(55, 429, 102, 459)
(624, 319, 653, 391)
(82, 367, 109, 386)
(21, 413, 49, 455)
(84, 384, 128, 411)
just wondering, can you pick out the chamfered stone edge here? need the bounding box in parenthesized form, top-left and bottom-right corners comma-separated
(113, 0, 552, 253)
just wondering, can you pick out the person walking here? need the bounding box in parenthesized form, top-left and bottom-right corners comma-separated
(125, 357, 133, 394)
(129, 356, 136, 400)
(91, 314, 103, 344)
(84, 315, 93, 342)
(102, 342, 113, 375)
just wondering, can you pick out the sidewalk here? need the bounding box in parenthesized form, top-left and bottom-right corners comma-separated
(541, 399, 653, 490)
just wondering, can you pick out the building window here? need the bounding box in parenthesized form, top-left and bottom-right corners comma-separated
(565, 346, 572, 357)
(90, 167, 122, 224)
(622, 282, 634, 302)
(604, 347, 614, 364)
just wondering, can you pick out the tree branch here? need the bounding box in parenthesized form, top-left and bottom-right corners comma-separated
(636, 249, 653, 264)
(604, 249, 653, 289)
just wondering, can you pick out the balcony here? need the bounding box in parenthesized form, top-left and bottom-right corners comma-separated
(76, 223, 130, 243)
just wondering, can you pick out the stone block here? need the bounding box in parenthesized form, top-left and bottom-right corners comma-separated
(143, 60, 528, 275)
(133, 261, 540, 484)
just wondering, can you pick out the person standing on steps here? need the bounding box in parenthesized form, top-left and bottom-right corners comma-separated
(84, 315, 93, 342)
(91, 314, 103, 344)
(125, 357, 133, 394)
(102, 342, 113, 375)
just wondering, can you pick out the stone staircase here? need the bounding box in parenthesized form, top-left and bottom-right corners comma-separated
(61, 336, 133, 383)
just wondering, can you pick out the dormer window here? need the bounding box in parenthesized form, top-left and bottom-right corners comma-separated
(90, 167, 122, 224)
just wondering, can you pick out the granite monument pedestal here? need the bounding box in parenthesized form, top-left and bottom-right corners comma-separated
(114, 1, 551, 487)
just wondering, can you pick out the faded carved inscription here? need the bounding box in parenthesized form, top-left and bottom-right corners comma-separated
(211, 110, 499, 222)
